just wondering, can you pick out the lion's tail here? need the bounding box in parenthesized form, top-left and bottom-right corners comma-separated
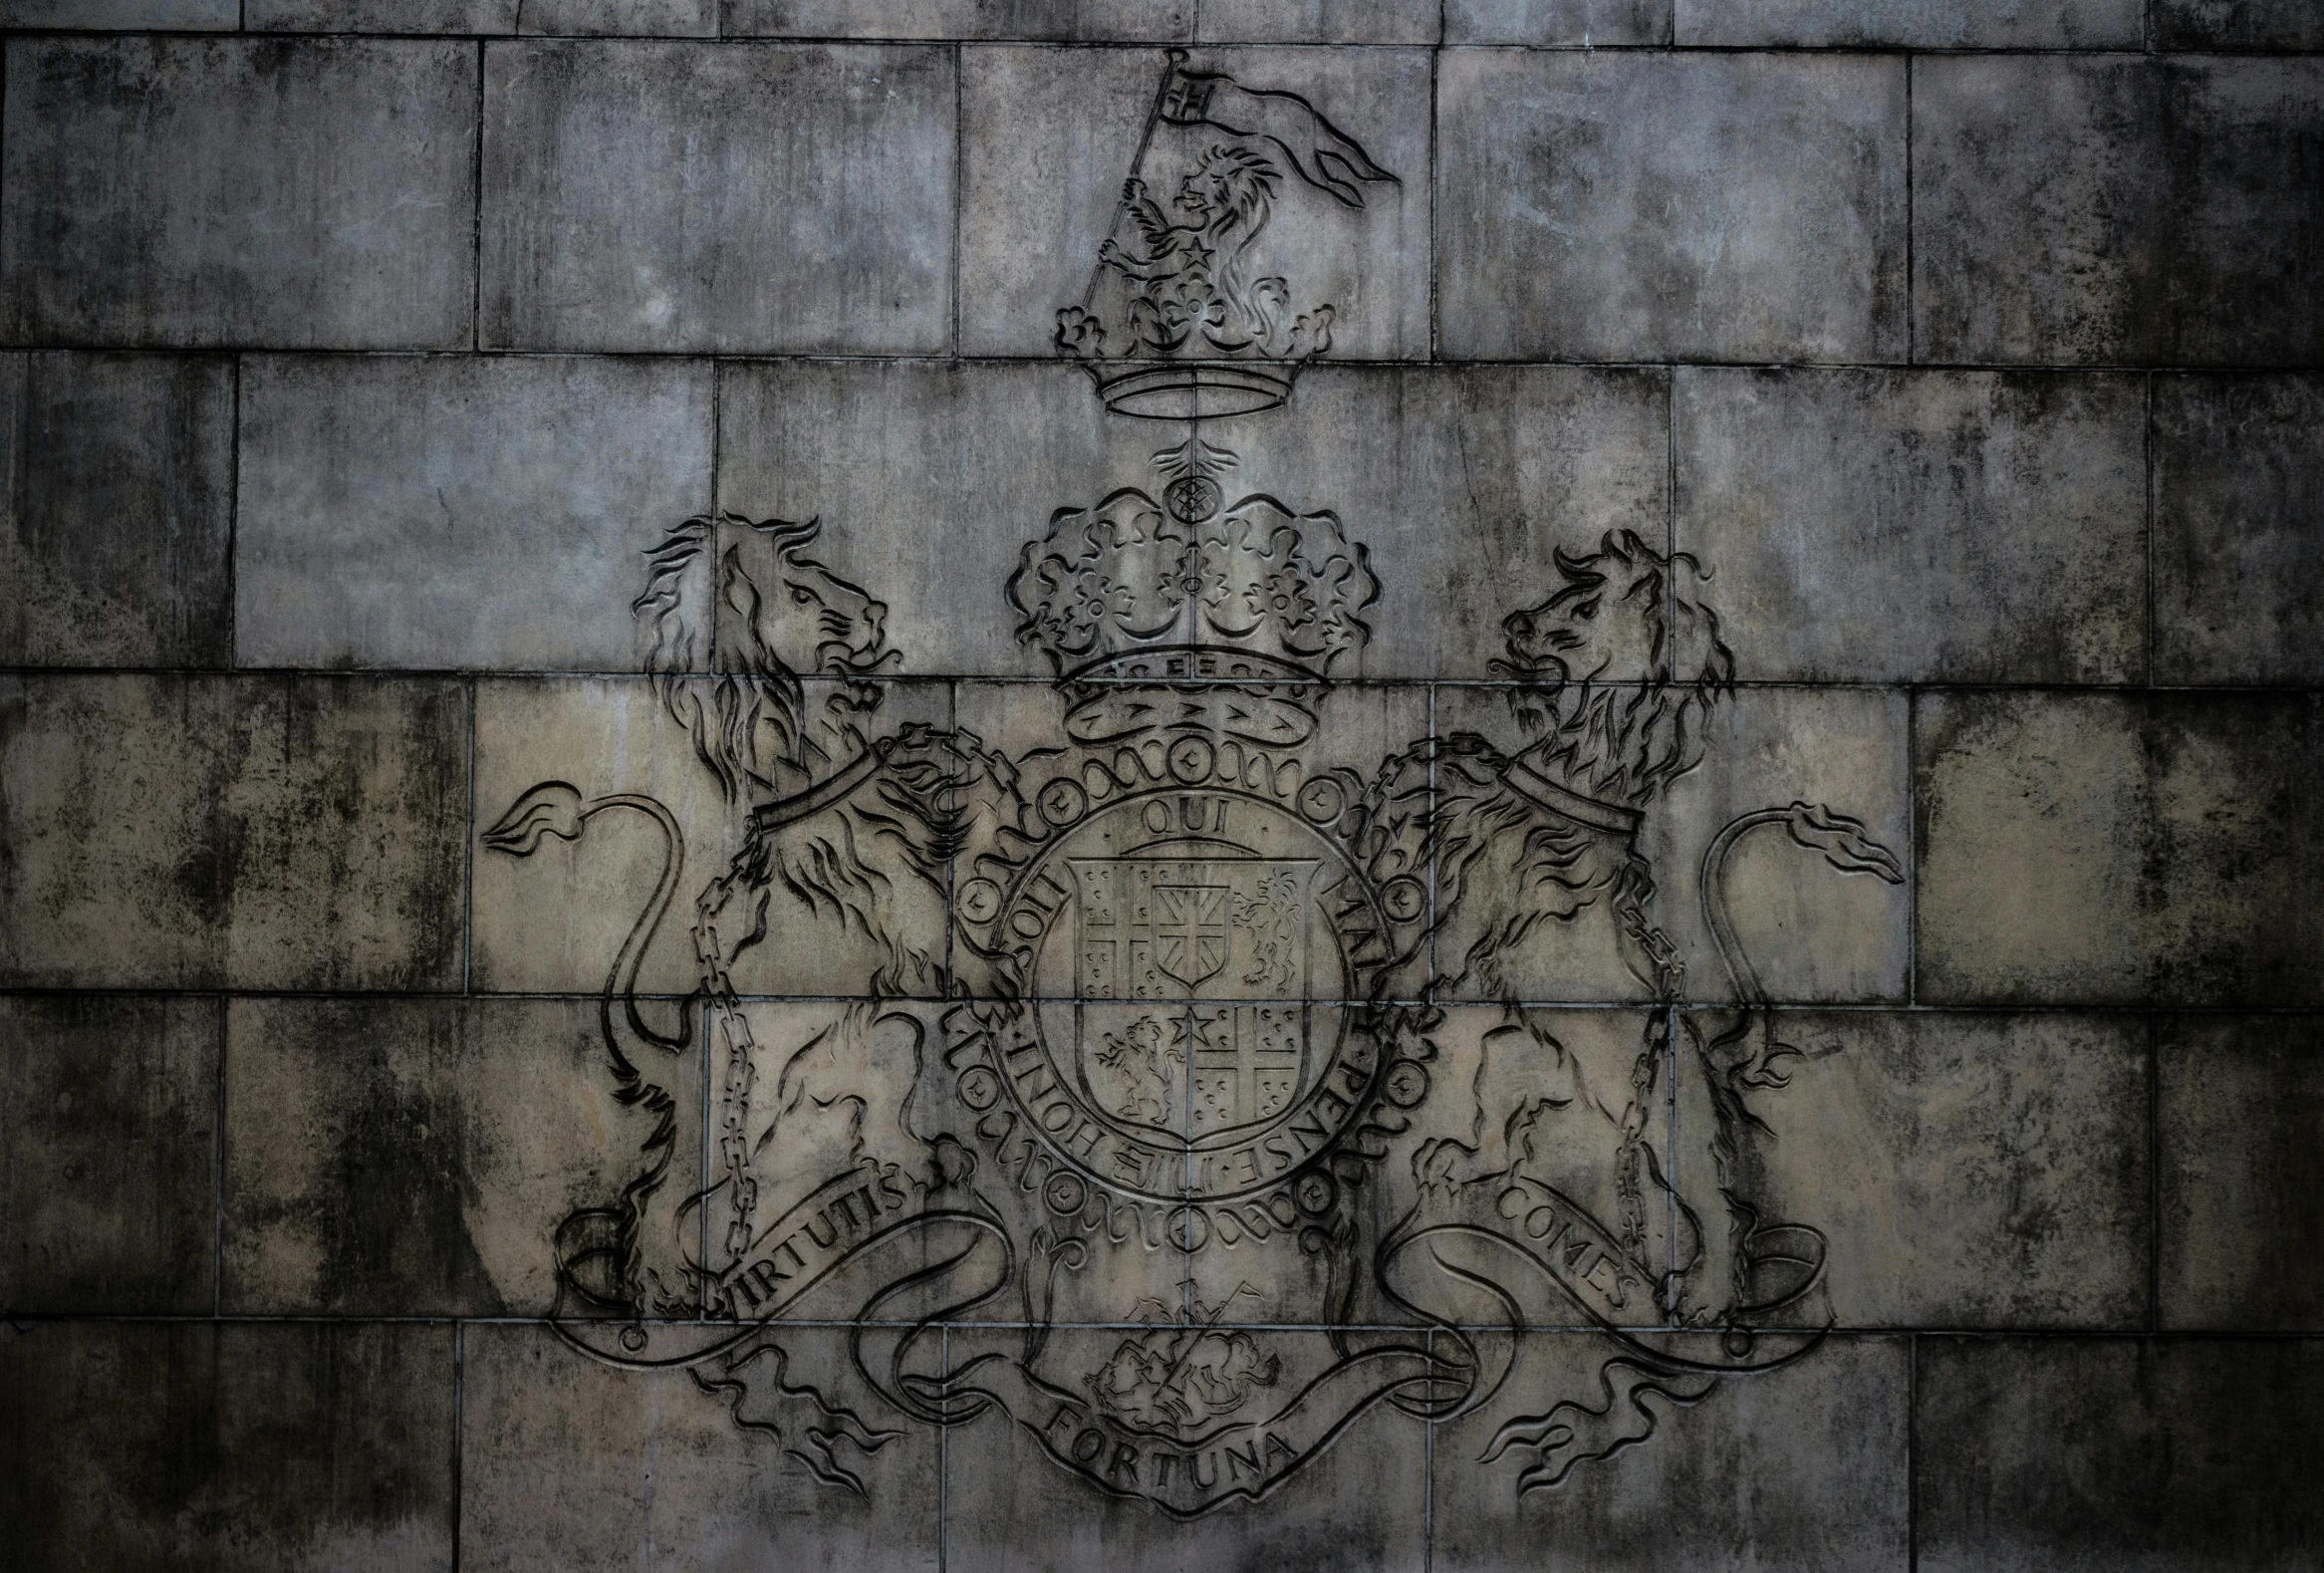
(483, 782, 692, 1309)
(1697, 803, 1904, 1088)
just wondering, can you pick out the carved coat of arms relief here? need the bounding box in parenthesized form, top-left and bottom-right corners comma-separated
(483, 51, 1907, 1519)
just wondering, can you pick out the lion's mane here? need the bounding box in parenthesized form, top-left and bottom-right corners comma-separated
(1494, 528, 1735, 809)
(1198, 142, 1279, 250)
(634, 513, 826, 802)
(635, 512, 952, 996)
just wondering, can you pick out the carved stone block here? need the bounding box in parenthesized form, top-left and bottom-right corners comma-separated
(1445, 0, 1669, 45)
(2153, 373, 2324, 686)
(1916, 1338, 2324, 1572)
(0, 352, 235, 669)
(1674, 1010, 2149, 1329)
(1432, 1333, 1910, 1573)
(8, 26, 2303, 1555)
(235, 354, 713, 671)
(960, 45, 1431, 360)
(481, 40, 954, 353)
(0, 995, 219, 1315)
(1917, 691, 2324, 1006)
(941, 1325, 1427, 1573)
(475, 676, 954, 998)
(0, 674, 468, 990)
(513, 0, 717, 35)
(1391, 1005, 1679, 1324)
(724, 0, 1182, 37)
(0, 0, 235, 21)
(1217, 365, 1673, 678)
(1676, 0, 2139, 45)
(2158, 1014, 2324, 1331)
(1196, 0, 1441, 43)
(0, 1321, 455, 1573)
(0, 37, 477, 349)
(222, 996, 701, 1317)
(716, 360, 1185, 677)
(1437, 51, 1908, 361)
(2154, 0, 2324, 48)
(461, 1322, 939, 1572)
(245, 0, 522, 31)
(1914, 56, 2324, 365)
(1676, 368, 2147, 684)
(1432, 684, 1911, 1006)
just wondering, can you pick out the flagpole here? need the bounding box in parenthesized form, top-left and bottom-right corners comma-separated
(1078, 47, 1191, 317)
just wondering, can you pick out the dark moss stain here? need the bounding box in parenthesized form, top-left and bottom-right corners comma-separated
(249, 1000, 499, 1317)
(1, 1321, 454, 1571)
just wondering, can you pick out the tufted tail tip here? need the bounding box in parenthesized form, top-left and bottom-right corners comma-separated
(1783, 802, 1906, 885)
(482, 781, 589, 857)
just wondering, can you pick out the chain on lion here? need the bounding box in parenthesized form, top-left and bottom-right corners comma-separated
(690, 876, 760, 1281)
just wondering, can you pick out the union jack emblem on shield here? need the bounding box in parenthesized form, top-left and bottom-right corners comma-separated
(1071, 857, 1325, 1136)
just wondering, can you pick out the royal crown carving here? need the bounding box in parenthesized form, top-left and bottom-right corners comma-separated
(1006, 441, 1376, 744)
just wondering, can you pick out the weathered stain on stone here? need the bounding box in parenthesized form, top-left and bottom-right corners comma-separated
(0, 11, 2318, 1569)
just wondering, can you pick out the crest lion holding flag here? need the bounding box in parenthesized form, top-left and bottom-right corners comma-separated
(1057, 51, 1399, 415)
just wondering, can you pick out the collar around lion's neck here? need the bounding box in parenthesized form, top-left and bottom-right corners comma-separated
(1501, 751, 1644, 838)
(746, 745, 885, 835)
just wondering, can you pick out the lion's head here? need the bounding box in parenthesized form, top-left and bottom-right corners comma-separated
(633, 513, 899, 802)
(1178, 143, 1279, 243)
(1494, 528, 1734, 809)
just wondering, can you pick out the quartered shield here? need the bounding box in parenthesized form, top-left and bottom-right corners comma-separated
(1072, 857, 1325, 1139)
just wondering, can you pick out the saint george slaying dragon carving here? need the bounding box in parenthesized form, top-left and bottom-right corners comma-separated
(482, 50, 1907, 1518)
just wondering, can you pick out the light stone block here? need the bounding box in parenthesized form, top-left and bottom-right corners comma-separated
(959, 45, 1432, 360)
(0, 0, 235, 26)
(0, 1321, 455, 1573)
(462, 1321, 938, 1573)
(518, 0, 718, 32)
(1437, 51, 1908, 363)
(0, 674, 468, 991)
(942, 1327, 1427, 1573)
(717, 359, 1667, 679)
(222, 996, 701, 1317)
(952, 677, 1433, 917)
(716, 359, 1180, 678)
(2158, 1014, 2324, 1332)
(1676, 368, 2146, 684)
(2153, 373, 2324, 686)
(481, 40, 954, 353)
(1432, 1333, 1909, 1573)
(2155, 0, 2324, 48)
(1444, 0, 1668, 44)
(1676, 0, 2140, 45)
(1206, 365, 1673, 680)
(1914, 56, 2324, 366)
(1916, 1338, 2324, 1573)
(1384, 1004, 1678, 1324)
(1916, 691, 2324, 1005)
(1675, 1010, 2149, 1329)
(724, 0, 1185, 36)
(235, 355, 713, 672)
(1431, 684, 1911, 1005)
(0, 352, 235, 669)
(1195, 0, 1440, 42)
(0, 37, 477, 350)
(0, 994, 219, 1315)
(245, 0, 518, 28)
(473, 675, 954, 998)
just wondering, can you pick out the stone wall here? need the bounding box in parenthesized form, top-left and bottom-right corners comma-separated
(2, 3, 2320, 1571)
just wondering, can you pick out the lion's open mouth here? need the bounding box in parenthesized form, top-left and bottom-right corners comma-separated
(817, 641, 902, 679)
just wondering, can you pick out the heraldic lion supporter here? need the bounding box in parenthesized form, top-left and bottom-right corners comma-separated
(482, 441, 1903, 1511)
